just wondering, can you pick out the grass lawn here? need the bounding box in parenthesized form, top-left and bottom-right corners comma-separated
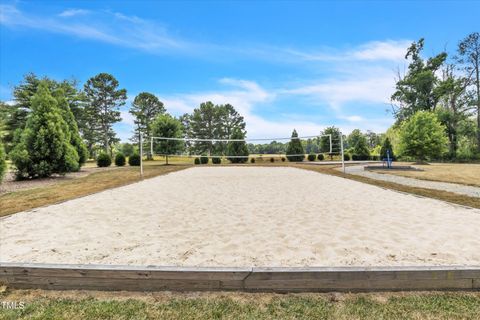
(370, 163, 480, 187)
(1, 290, 479, 320)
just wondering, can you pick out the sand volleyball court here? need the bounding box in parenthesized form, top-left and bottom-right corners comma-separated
(1, 167, 479, 267)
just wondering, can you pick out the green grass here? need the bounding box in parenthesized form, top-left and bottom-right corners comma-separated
(1, 291, 479, 319)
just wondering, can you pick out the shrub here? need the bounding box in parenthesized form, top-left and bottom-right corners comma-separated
(250, 158, 255, 163)
(0, 142, 6, 183)
(97, 153, 112, 167)
(307, 154, 316, 161)
(114, 153, 126, 166)
(370, 155, 379, 161)
(281, 157, 286, 162)
(212, 156, 221, 164)
(351, 154, 370, 161)
(129, 153, 141, 166)
(200, 155, 209, 164)
(343, 154, 350, 161)
(194, 157, 201, 165)
(317, 154, 324, 161)
(270, 157, 275, 162)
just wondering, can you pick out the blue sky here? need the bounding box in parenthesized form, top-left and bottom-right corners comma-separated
(1, 1, 479, 141)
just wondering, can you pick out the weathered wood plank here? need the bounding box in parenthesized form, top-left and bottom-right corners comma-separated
(243, 279, 474, 292)
(1, 263, 479, 292)
(0, 267, 250, 281)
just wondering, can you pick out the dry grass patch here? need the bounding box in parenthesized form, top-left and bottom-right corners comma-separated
(370, 162, 480, 187)
(0, 163, 190, 217)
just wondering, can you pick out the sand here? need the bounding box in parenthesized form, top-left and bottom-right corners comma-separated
(1, 167, 479, 267)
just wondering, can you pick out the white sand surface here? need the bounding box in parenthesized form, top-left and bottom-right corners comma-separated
(1, 167, 479, 267)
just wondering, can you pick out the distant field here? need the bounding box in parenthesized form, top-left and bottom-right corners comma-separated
(372, 163, 480, 187)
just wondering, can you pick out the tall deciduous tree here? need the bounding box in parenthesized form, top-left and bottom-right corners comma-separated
(320, 126, 341, 160)
(84, 73, 127, 154)
(391, 38, 447, 121)
(347, 129, 370, 158)
(435, 64, 471, 157)
(10, 82, 80, 179)
(129, 92, 165, 158)
(0, 141, 6, 183)
(151, 114, 184, 164)
(286, 129, 304, 162)
(457, 32, 480, 152)
(187, 102, 246, 155)
(398, 111, 448, 162)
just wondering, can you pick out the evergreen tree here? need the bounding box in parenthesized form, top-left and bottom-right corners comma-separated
(286, 129, 304, 162)
(10, 82, 80, 179)
(84, 73, 127, 154)
(380, 137, 395, 160)
(226, 128, 249, 163)
(54, 89, 88, 165)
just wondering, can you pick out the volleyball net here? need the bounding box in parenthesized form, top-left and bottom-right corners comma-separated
(144, 133, 345, 166)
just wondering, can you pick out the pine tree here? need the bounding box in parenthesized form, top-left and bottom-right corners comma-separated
(286, 129, 305, 162)
(10, 82, 80, 179)
(226, 128, 249, 163)
(84, 73, 127, 154)
(54, 89, 88, 165)
(380, 137, 395, 160)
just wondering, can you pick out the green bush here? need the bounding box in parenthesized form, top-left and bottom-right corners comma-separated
(200, 155, 209, 164)
(97, 153, 112, 167)
(250, 158, 255, 163)
(307, 154, 316, 161)
(212, 156, 221, 164)
(344, 154, 350, 161)
(129, 153, 141, 166)
(0, 142, 6, 182)
(115, 153, 126, 166)
(317, 154, 324, 161)
(352, 154, 369, 161)
(270, 157, 275, 162)
(370, 155, 379, 161)
(194, 157, 200, 165)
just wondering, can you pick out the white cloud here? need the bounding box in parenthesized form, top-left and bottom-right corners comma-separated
(58, 9, 90, 18)
(0, 4, 187, 53)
